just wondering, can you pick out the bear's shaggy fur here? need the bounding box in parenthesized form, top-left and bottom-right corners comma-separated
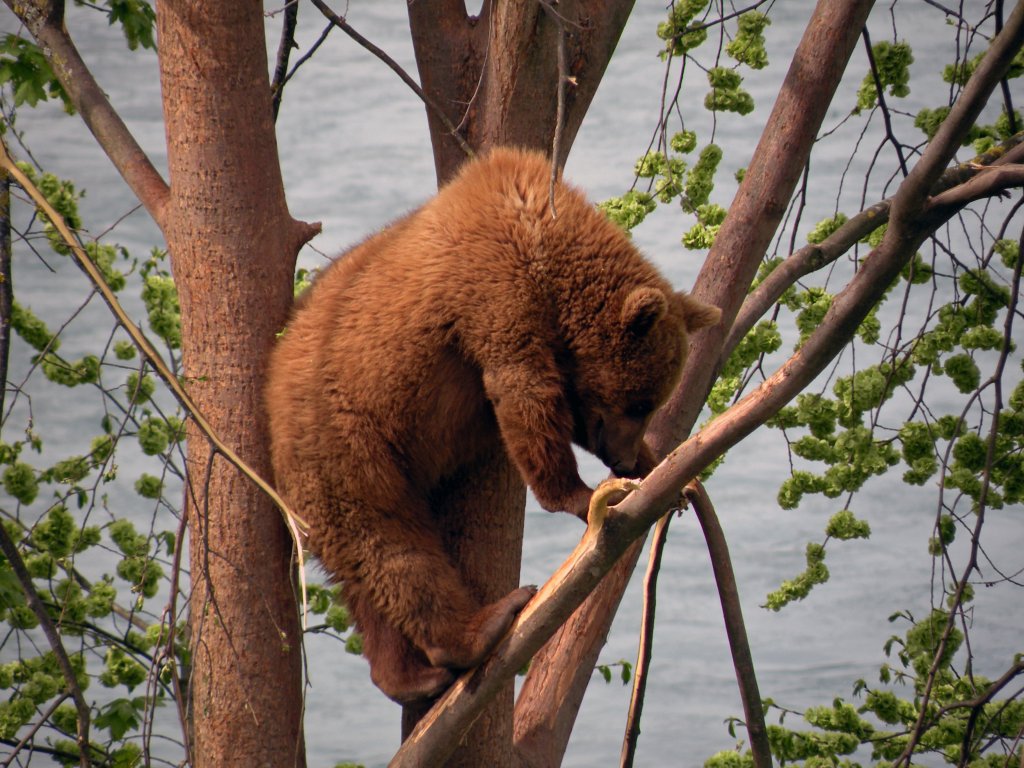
(265, 148, 720, 703)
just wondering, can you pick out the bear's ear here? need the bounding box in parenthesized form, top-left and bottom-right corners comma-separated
(676, 292, 722, 332)
(621, 287, 669, 337)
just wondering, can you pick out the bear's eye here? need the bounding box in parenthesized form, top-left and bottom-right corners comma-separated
(624, 401, 653, 420)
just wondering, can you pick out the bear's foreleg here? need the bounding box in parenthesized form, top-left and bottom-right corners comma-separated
(482, 365, 593, 520)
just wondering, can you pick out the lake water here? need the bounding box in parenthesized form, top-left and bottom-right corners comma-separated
(3, 2, 1022, 766)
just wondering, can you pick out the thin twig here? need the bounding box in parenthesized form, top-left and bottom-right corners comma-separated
(0, 526, 91, 767)
(0, 166, 11, 419)
(862, 27, 910, 177)
(539, 0, 570, 217)
(309, 0, 475, 160)
(619, 512, 673, 768)
(685, 480, 772, 768)
(271, 0, 301, 120)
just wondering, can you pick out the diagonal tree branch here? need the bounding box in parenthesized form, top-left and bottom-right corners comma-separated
(0, 525, 91, 768)
(3, 0, 170, 228)
(724, 136, 1024, 360)
(0, 139, 310, 548)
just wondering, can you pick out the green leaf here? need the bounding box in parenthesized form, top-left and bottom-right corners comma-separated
(95, 697, 143, 740)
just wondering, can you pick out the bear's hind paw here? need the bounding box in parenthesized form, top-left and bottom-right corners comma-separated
(423, 585, 536, 669)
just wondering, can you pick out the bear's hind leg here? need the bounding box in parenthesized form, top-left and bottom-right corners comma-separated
(344, 508, 536, 672)
(347, 585, 454, 704)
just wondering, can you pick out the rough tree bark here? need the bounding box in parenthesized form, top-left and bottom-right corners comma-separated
(405, 2, 633, 766)
(155, 2, 317, 766)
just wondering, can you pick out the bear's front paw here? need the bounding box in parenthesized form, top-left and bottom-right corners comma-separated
(535, 484, 593, 521)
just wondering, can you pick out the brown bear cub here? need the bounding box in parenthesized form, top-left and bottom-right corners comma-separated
(265, 147, 720, 704)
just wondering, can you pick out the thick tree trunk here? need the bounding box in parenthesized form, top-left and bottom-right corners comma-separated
(156, 2, 314, 765)
(406, 2, 634, 766)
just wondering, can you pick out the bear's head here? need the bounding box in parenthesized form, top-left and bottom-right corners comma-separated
(570, 287, 721, 475)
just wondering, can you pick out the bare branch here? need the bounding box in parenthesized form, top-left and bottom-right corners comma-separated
(619, 513, 672, 768)
(539, 0, 570, 218)
(927, 162, 1024, 210)
(0, 525, 91, 767)
(862, 26, 910, 177)
(685, 480, 771, 768)
(3, 0, 170, 228)
(0, 167, 11, 420)
(270, 0, 300, 120)
(309, 0, 475, 161)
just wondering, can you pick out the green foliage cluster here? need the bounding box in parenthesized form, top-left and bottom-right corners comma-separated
(0, 35, 73, 113)
(657, 0, 711, 58)
(708, 611, 1023, 767)
(0, 158, 197, 761)
(0, 0, 154, 119)
(705, 67, 755, 116)
(726, 13, 771, 70)
(602, 10, 765, 240)
(854, 41, 913, 114)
